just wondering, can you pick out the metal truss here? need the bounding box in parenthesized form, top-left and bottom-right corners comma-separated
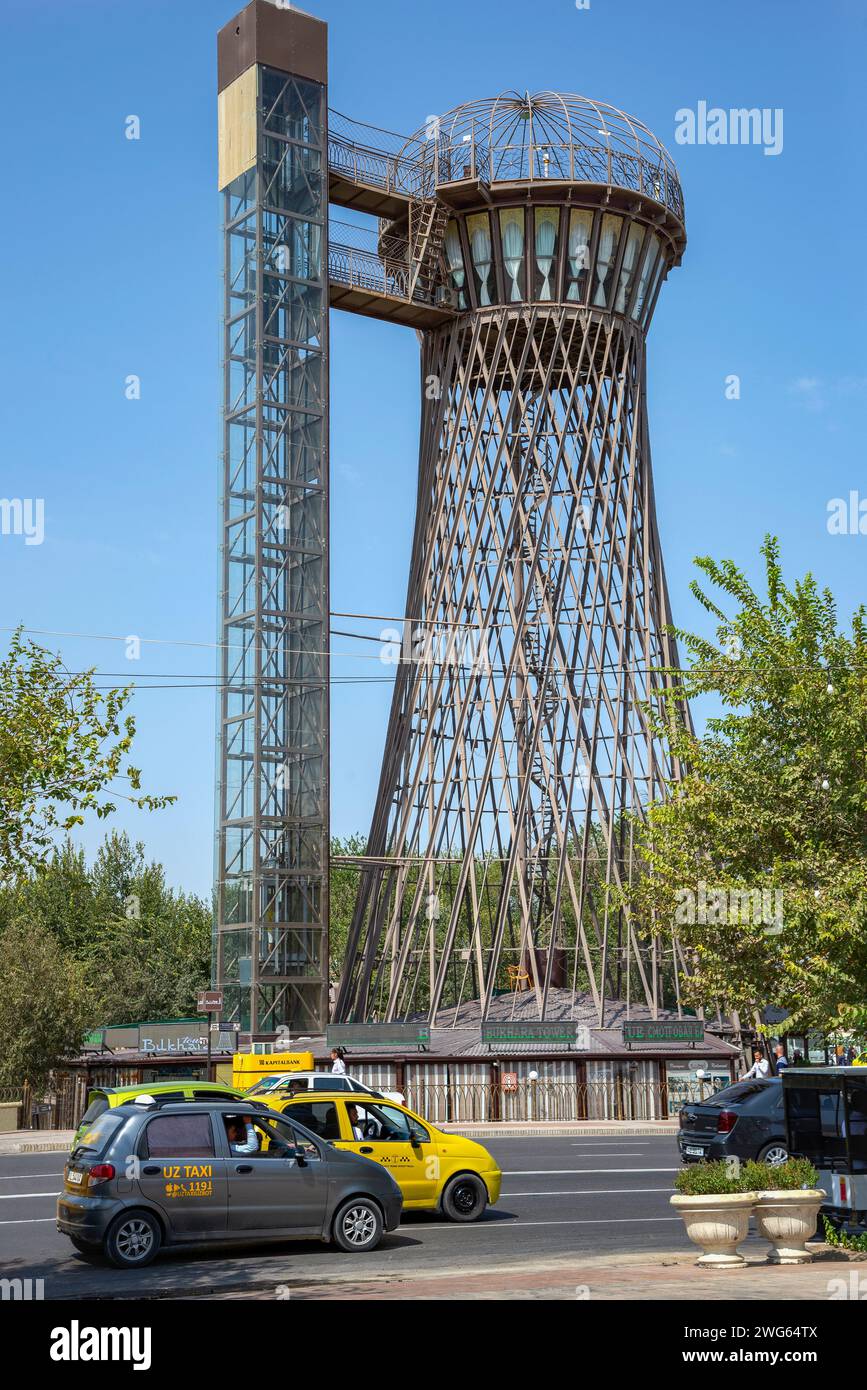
(336, 304, 687, 1026)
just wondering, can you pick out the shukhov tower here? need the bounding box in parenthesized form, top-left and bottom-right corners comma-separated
(213, 1, 688, 1034)
(335, 93, 689, 1027)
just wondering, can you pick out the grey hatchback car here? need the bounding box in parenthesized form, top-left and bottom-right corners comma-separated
(57, 1099, 403, 1267)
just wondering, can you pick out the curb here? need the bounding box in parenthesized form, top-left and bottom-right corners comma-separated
(0, 1132, 73, 1156)
(438, 1124, 679, 1137)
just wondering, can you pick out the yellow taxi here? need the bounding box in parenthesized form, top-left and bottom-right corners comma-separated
(257, 1089, 501, 1221)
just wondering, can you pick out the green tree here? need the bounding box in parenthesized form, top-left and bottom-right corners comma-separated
(328, 833, 368, 981)
(626, 537, 867, 1034)
(0, 920, 93, 1090)
(0, 628, 174, 883)
(76, 832, 212, 1024)
(0, 832, 213, 1031)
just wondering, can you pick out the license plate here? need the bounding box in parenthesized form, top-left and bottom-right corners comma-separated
(684, 1146, 706, 1157)
(66, 1169, 83, 1185)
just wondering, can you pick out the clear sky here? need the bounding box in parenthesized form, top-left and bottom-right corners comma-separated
(2, 0, 865, 896)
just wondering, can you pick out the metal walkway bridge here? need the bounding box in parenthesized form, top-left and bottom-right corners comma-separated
(327, 109, 455, 329)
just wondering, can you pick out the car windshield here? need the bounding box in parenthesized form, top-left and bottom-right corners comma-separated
(70, 1110, 126, 1159)
(247, 1076, 298, 1095)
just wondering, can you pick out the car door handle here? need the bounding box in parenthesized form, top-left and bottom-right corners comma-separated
(234, 1164, 253, 1173)
(359, 1146, 373, 1154)
(142, 1165, 161, 1175)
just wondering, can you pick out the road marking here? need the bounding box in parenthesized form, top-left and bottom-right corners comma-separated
(0, 1191, 59, 1200)
(502, 1167, 678, 1175)
(0, 1173, 63, 1180)
(0, 1217, 57, 1225)
(503, 1187, 673, 1197)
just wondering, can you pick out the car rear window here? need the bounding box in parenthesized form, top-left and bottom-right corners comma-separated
(80, 1094, 110, 1125)
(72, 1110, 126, 1158)
(143, 1113, 215, 1158)
(702, 1082, 773, 1108)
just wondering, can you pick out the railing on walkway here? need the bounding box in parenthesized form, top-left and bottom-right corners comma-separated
(328, 109, 434, 202)
(327, 108, 685, 222)
(328, 218, 445, 308)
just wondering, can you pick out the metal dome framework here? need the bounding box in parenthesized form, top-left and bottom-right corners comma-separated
(426, 91, 683, 219)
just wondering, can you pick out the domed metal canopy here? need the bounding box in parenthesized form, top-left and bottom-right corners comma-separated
(416, 90, 683, 221)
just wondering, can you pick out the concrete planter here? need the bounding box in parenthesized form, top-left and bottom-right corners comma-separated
(753, 1190, 826, 1264)
(670, 1192, 757, 1267)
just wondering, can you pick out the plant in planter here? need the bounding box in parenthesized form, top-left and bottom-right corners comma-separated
(671, 1162, 757, 1267)
(743, 1158, 825, 1264)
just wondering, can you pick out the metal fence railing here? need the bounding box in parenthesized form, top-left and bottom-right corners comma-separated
(328, 218, 445, 308)
(403, 1078, 727, 1126)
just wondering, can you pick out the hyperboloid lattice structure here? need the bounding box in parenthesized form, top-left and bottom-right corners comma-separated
(330, 92, 690, 1026)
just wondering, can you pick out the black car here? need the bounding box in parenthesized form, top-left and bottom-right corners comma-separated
(678, 1079, 789, 1166)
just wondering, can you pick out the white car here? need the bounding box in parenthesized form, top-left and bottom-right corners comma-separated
(246, 1070, 405, 1106)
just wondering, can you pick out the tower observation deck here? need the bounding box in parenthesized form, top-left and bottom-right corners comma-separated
(326, 92, 685, 329)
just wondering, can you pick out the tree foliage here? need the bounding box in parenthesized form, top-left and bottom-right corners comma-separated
(0, 628, 174, 883)
(626, 537, 867, 1033)
(0, 833, 213, 1065)
(0, 919, 93, 1091)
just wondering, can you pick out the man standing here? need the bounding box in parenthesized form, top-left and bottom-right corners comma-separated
(743, 1048, 770, 1079)
(773, 1043, 789, 1074)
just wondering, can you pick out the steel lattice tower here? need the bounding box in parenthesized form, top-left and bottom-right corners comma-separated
(334, 93, 689, 1027)
(213, 1, 690, 1034)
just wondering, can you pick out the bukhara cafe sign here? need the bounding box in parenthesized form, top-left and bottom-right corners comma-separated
(622, 1020, 705, 1045)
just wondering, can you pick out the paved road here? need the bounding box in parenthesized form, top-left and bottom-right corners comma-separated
(0, 1134, 757, 1298)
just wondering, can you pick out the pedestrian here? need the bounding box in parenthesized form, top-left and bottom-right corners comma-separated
(743, 1048, 770, 1080)
(773, 1043, 789, 1073)
(331, 1045, 347, 1075)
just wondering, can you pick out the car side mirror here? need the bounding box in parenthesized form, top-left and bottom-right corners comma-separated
(409, 1133, 421, 1147)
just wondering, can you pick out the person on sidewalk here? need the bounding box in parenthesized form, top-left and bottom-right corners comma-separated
(743, 1048, 770, 1079)
(773, 1043, 789, 1073)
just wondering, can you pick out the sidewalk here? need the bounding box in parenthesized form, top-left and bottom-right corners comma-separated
(197, 1246, 867, 1301)
(0, 1129, 73, 1155)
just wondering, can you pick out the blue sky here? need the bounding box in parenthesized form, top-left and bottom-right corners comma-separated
(1, 0, 865, 896)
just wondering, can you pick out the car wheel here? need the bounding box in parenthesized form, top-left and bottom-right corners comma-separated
(331, 1198, 383, 1253)
(104, 1210, 162, 1269)
(758, 1141, 789, 1167)
(442, 1173, 488, 1222)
